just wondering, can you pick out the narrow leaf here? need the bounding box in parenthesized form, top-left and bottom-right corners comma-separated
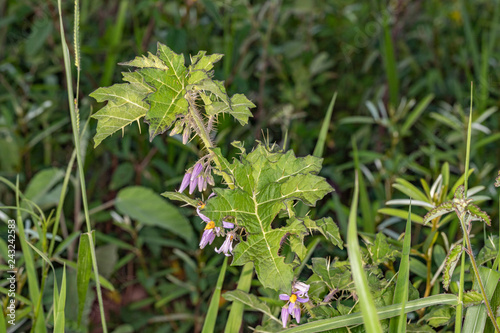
(77, 233, 92, 325)
(389, 204, 412, 333)
(347, 171, 383, 333)
(422, 202, 453, 225)
(282, 294, 457, 333)
(223, 290, 281, 324)
(443, 243, 463, 291)
(202, 257, 228, 333)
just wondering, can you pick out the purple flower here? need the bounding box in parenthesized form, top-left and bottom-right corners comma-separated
(191, 163, 203, 180)
(279, 289, 309, 328)
(215, 232, 235, 256)
(292, 281, 310, 298)
(199, 221, 219, 249)
(179, 172, 191, 192)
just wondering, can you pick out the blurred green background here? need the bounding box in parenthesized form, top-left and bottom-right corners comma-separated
(1, 0, 500, 332)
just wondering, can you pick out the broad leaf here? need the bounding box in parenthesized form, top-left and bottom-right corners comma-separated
(90, 72, 153, 147)
(303, 216, 343, 249)
(204, 143, 333, 292)
(311, 258, 352, 291)
(140, 44, 188, 140)
(368, 233, 400, 265)
(116, 186, 194, 242)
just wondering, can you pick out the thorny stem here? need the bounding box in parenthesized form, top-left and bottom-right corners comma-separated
(460, 215, 500, 332)
(187, 93, 235, 190)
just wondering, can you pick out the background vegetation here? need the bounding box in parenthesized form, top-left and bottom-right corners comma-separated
(1, 0, 500, 332)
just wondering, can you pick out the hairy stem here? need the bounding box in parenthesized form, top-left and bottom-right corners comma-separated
(460, 216, 500, 332)
(188, 96, 235, 189)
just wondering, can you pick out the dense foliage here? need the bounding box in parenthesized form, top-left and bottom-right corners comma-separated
(1, 0, 500, 332)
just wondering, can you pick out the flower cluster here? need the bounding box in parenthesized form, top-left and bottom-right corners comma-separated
(279, 281, 310, 328)
(197, 196, 236, 256)
(179, 162, 215, 194)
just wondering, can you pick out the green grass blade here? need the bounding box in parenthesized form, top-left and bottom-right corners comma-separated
(0, 300, 6, 332)
(347, 171, 383, 333)
(389, 204, 412, 333)
(282, 294, 458, 333)
(224, 262, 254, 333)
(15, 178, 46, 333)
(202, 256, 228, 333)
(353, 138, 374, 233)
(456, 82, 478, 333)
(381, 13, 399, 107)
(87, 233, 108, 332)
(76, 233, 93, 325)
(400, 94, 434, 136)
(460, 0, 480, 74)
(313, 92, 337, 157)
(297, 92, 337, 217)
(462, 267, 500, 332)
(100, 0, 128, 86)
(53, 265, 66, 333)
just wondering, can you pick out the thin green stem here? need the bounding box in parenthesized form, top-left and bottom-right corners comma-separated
(460, 217, 500, 332)
(87, 233, 108, 332)
(455, 238, 466, 333)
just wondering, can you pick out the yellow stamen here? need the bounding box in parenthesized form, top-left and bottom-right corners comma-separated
(199, 203, 206, 209)
(205, 221, 215, 230)
(290, 294, 297, 303)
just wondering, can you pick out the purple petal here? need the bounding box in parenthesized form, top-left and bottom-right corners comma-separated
(293, 281, 310, 294)
(281, 307, 289, 328)
(279, 294, 290, 301)
(294, 307, 301, 323)
(223, 221, 235, 229)
(199, 230, 215, 249)
(297, 295, 309, 303)
(197, 210, 211, 223)
(202, 177, 208, 191)
(179, 172, 191, 192)
(207, 175, 215, 186)
(191, 163, 203, 181)
(198, 176, 205, 192)
(208, 192, 216, 199)
(215, 234, 234, 256)
(289, 301, 295, 312)
(189, 177, 198, 194)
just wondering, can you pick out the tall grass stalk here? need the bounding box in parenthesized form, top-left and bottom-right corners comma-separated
(456, 83, 500, 332)
(347, 170, 383, 333)
(56, 1, 107, 331)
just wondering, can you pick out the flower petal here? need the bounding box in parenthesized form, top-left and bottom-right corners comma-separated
(297, 295, 309, 303)
(294, 307, 301, 323)
(281, 307, 289, 328)
(223, 221, 235, 229)
(191, 163, 203, 181)
(197, 210, 211, 223)
(179, 172, 191, 192)
(279, 294, 290, 301)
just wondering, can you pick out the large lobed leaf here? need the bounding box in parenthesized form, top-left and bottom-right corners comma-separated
(90, 72, 153, 147)
(90, 43, 254, 145)
(204, 143, 333, 292)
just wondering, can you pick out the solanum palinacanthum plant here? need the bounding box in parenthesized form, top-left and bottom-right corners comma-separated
(90, 43, 344, 328)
